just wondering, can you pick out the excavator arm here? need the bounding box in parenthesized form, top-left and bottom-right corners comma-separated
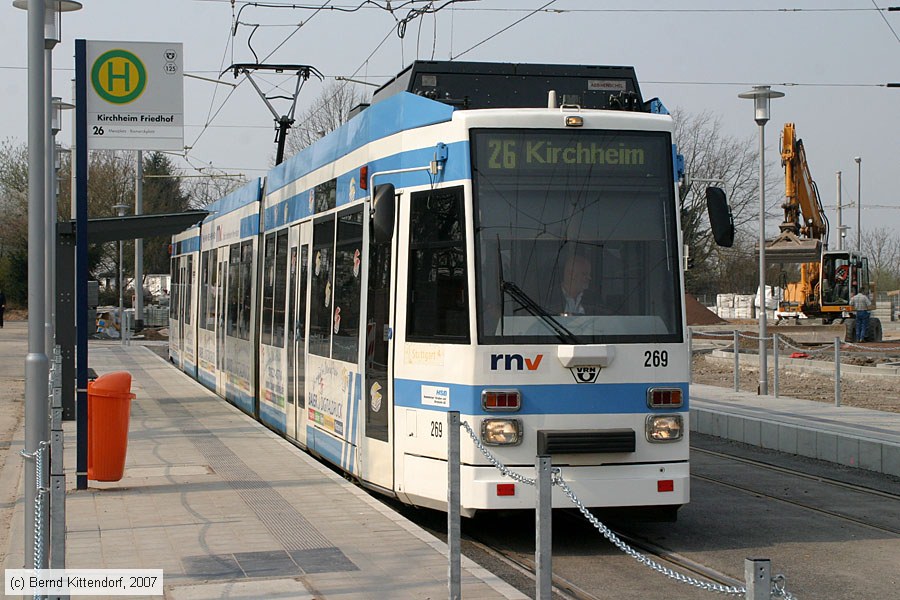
(781, 122, 828, 240)
(764, 123, 828, 263)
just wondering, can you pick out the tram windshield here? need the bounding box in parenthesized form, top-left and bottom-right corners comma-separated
(471, 128, 682, 345)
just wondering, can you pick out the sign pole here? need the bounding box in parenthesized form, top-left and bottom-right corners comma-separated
(75, 39, 89, 491)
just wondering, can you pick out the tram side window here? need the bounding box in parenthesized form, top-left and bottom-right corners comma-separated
(332, 207, 363, 363)
(169, 257, 178, 319)
(272, 230, 289, 348)
(261, 232, 277, 345)
(310, 218, 335, 357)
(227, 244, 241, 338)
(407, 186, 470, 343)
(199, 251, 215, 331)
(238, 241, 253, 340)
(184, 256, 194, 325)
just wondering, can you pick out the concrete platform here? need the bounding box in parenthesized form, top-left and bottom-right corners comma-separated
(690, 383, 900, 478)
(1, 336, 525, 599)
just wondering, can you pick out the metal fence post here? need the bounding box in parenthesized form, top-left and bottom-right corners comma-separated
(772, 333, 779, 398)
(834, 337, 842, 407)
(447, 411, 461, 600)
(744, 558, 771, 600)
(734, 330, 740, 392)
(536, 455, 553, 600)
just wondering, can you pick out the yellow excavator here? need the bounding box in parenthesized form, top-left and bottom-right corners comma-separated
(766, 123, 882, 342)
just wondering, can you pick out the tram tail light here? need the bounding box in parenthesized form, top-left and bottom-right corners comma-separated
(482, 389, 520, 411)
(645, 415, 683, 442)
(481, 419, 523, 446)
(496, 483, 516, 496)
(647, 387, 683, 409)
(657, 480, 674, 493)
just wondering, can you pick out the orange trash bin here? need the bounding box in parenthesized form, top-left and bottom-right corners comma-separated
(87, 371, 135, 482)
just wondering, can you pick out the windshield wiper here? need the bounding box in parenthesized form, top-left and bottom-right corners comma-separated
(500, 279, 580, 345)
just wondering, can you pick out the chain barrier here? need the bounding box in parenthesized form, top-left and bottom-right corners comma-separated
(697, 329, 900, 358)
(459, 421, 796, 599)
(20, 440, 49, 578)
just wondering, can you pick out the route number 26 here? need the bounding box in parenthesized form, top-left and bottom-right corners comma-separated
(643, 350, 668, 368)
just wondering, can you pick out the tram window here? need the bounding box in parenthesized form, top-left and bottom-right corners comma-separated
(208, 252, 218, 330)
(227, 244, 241, 338)
(200, 251, 215, 331)
(184, 256, 194, 325)
(169, 257, 178, 319)
(407, 186, 470, 343)
(314, 178, 337, 213)
(238, 241, 253, 340)
(273, 229, 289, 348)
(310, 217, 335, 357)
(261, 232, 277, 345)
(333, 207, 363, 362)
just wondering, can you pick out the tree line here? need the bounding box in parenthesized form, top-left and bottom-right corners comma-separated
(0, 140, 242, 307)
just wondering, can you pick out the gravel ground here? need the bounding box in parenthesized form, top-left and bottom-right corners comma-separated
(692, 353, 900, 413)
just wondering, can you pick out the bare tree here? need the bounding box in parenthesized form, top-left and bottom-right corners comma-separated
(853, 228, 900, 292)
(672, 110, 780, 295)
(284, 81, 369, 157)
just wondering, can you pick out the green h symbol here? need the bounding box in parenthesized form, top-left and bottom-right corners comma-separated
(106, 60, 131, 92)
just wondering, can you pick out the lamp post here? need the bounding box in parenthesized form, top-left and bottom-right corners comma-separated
(113, 203, 129, 345)
(739, 85, 784, 396)
(854, 156, 861, 252)
(13, 0, 81, 570)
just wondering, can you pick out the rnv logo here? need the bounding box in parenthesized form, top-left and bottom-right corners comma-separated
(490, 353, 544, 371)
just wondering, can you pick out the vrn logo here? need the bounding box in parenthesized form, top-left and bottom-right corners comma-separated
(490, 353, 544, 371)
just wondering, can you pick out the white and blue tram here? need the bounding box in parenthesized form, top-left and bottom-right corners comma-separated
(170, 62, 732, 517)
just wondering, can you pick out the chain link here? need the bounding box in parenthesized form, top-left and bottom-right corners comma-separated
(21, 440, 49, 576)
(458, 421, 796, 598)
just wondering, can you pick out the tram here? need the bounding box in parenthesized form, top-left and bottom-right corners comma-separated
(169, 61, 733, 517)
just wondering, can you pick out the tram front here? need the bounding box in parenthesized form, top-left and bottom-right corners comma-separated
(464, 123, 689, 517)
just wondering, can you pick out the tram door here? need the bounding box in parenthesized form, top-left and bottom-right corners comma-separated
(215, 248, 228, 396)
(175, 257, 189, 365)
(286, 222, 311, 445)
(360, 215, 394, 490)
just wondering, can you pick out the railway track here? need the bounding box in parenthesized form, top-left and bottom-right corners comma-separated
(461, 510, 745, 600)
(692, 446, 900, 536)
(393, 442, 899, 599)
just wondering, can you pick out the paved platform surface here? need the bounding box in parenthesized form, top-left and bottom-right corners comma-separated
(1, 330, 525, 599)
(690, 383, 900, 477)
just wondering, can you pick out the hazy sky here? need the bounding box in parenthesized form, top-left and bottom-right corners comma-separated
(2, 1, 898, 246)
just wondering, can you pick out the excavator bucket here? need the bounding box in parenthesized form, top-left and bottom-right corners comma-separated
(764, 231, 822, 263)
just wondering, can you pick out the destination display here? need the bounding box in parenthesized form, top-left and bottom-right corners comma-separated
(473, 129, 669, 177)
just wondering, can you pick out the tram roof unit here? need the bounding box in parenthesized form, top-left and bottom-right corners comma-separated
(370, 60, 647, 111)
(267, 61, 665, 198)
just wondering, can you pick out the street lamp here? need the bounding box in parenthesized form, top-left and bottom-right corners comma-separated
(12, 0, 82, 572)
(113, 203, 130, 345)
(739, 85, 784, 396)
(854, 156, 861, 252)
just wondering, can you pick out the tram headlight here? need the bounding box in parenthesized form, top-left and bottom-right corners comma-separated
(645, 415, 683, 443)
(481, 419, 523, 446)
